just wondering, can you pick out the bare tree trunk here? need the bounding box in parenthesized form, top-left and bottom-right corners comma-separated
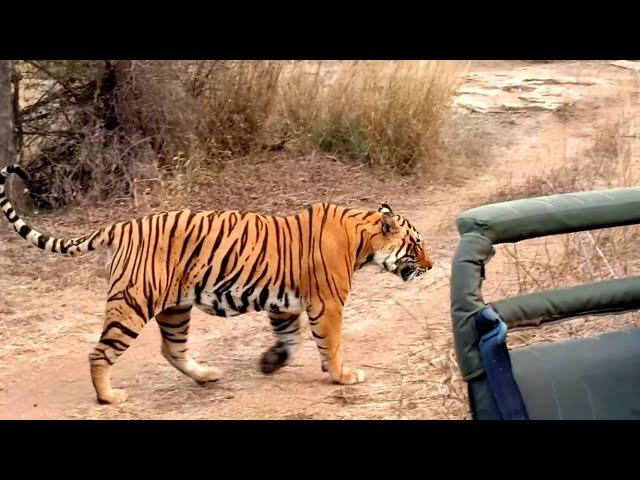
(11, 66, 22, 155)
(0, 60, 18, 202)
(0, 60, 13, 167)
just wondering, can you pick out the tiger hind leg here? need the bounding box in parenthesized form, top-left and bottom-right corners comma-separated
(259, 312, 301, 374)
(89, 302, 147, 404)
(156, 306, 223, 384)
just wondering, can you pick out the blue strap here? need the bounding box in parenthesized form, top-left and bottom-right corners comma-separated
(476, 307, 529, 420)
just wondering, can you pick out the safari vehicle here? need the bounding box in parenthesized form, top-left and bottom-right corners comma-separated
(451, 188, 640, 420)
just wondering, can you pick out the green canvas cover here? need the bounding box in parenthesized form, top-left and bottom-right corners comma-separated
(451, 187, 640, 419)
(492, 276, 640, 328)
(456, 187, 640, 244)
(510, 328, 640, 420)
(450, 233, 494, 380)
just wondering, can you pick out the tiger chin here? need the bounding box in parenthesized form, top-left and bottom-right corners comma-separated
(1, 165, 433, 405)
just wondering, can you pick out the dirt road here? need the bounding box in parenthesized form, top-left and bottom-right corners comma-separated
(1, 60, 638, 419)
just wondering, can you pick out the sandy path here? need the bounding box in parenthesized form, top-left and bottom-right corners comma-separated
(0, 60, 637, 419)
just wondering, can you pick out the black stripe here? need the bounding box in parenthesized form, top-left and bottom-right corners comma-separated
(183, 233, 206, 279)
(106, 224, 115, 246)
(210, 217, 227, 254)
(245, 260, 271, 302)
(241, 218, 269, 288)
(177, 215, 199, 264)
(108, 223, 132, 289)
(214, 268, 243, 301)
(239, 284, 255, 312)
(100, 338, 129, 352)
(162, 335, 187, 344)
(339, 207, 353, 222)
(161, 212, 183, 308)
(37, 235, 48, 249)
(308, 205, 317, 293)
(212, 300, 227, 317)
(134, 217, 152, 285)
(19, 225, 31, 237)
(331, 276, 345, 306)
(87, 231, 100, 251)
(318, 203, 339, 299)
(147, 293, 155, 320)
(102, 321, 139, 339)
(195, 265, 213, 303)
(148, 215, 162, 289)
(161, 305, 192, 316)
(270, 315, 297, 332)
(90, 352, 114, 365)
(228, 212, 238, 232)
(259, 284, 270, 309)
(13, 165, 29, 181)
(107, 292, 124, 302)
(354, 231, 367, 260)
(283, 216, 296, 289)
(212, 237, 238, 288)
(272, 217, 282, 287)
(157, 317, 191, 329)
(239, 221, 250, 252)
(294, 214, 304, 291)
(225, 291, 238, 311)
(123, 289, 148, 322)
(187, 215, 225, 304)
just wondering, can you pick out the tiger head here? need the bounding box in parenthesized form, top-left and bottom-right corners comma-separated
(369, 203, 433, 281)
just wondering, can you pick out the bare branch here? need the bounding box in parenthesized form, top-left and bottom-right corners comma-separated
(23, 60, 79, 101)
(22, 129, 81, 138)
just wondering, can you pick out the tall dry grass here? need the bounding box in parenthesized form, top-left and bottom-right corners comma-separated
(487, 108, 640, 295)
(276, 61, 459, 174)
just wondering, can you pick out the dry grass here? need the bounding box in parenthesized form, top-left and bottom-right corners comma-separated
(484, 110, 640, 348)
(276, 61, 460, 175)
(13, 61, 462, 207)
(488, 115, 639, 293)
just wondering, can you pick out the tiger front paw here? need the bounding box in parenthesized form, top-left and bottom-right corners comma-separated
(97, 388, 128, 405)
(335, 366, 366, 385)
(193, 366, 224, 385)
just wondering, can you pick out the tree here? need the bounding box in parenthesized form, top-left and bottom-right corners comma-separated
(0, 60, 18, 200)
(0, 60, 14, 166)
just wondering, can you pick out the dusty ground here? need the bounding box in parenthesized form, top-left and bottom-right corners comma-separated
(1, 60, 639, 419)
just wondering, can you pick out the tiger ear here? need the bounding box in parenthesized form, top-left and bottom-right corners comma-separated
(381, 212, 396, 236)
(379, 203, 393, 214)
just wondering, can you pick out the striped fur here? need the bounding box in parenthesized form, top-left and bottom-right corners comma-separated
(1, 165, 433, 405)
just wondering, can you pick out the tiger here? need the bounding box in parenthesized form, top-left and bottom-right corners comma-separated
(0, 164, 433, 405)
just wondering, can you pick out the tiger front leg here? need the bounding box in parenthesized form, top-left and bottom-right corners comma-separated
(308, 302, 365, 385)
